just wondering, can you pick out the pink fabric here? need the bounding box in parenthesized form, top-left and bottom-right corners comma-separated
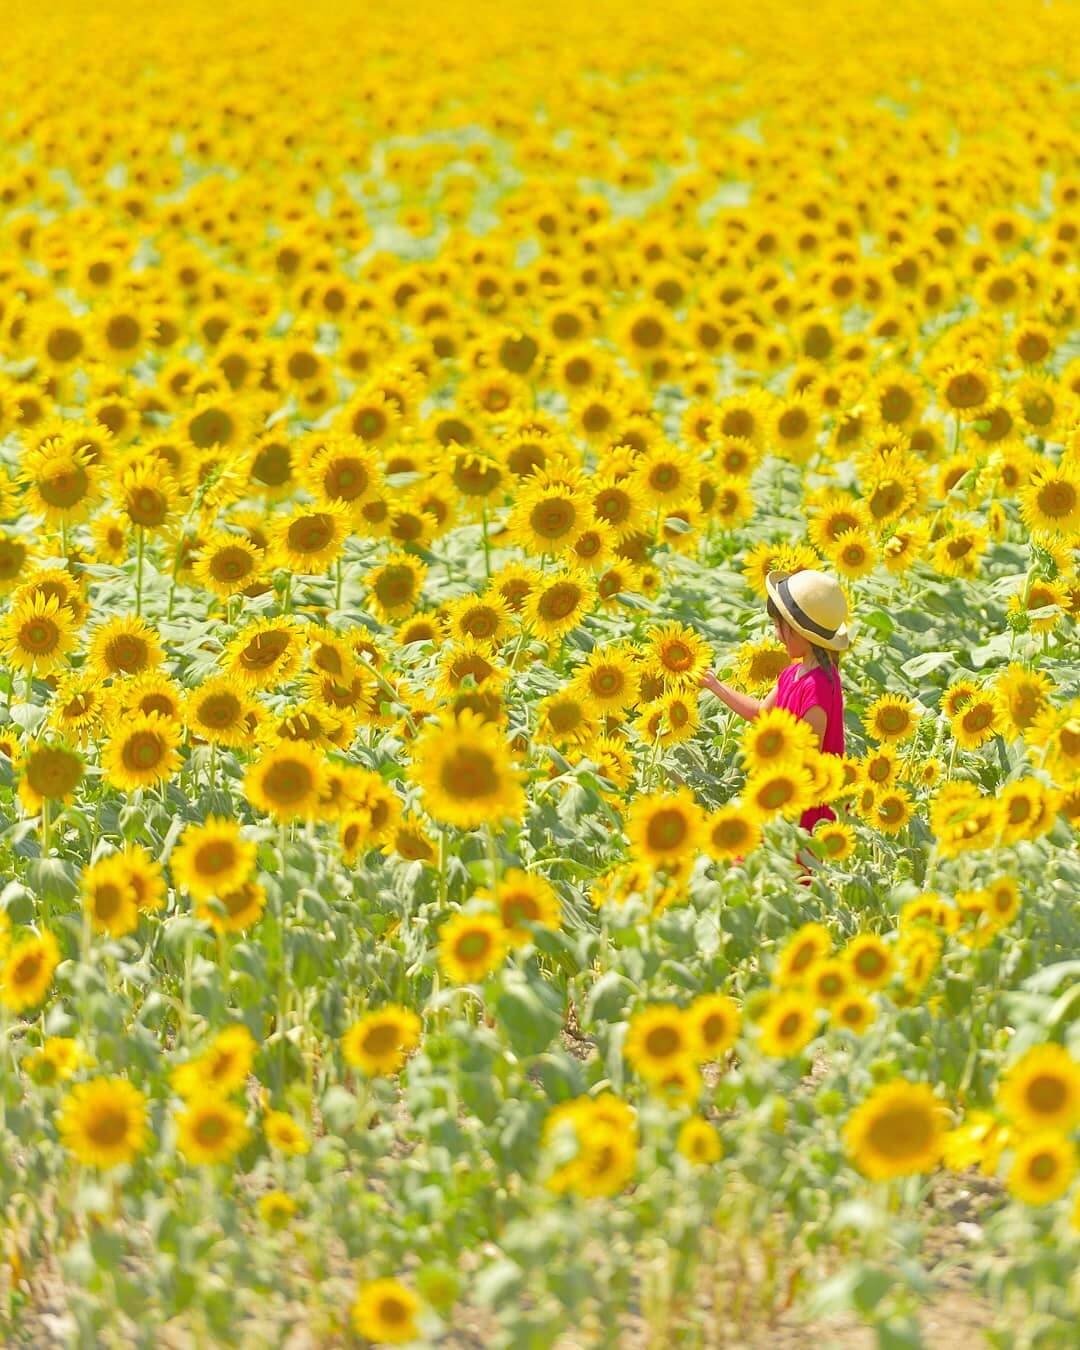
(774, 661, 844, 834)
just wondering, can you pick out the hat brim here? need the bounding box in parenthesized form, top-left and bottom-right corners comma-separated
(765, 570, 851, 652)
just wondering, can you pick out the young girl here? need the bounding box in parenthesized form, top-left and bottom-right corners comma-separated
(699, 568, 849, 839)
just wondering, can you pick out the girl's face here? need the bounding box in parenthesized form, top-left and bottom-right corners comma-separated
(773, 614, 810, 658)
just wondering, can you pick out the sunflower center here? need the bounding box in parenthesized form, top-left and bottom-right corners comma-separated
(26, 748, 82, 797)
(47, 327, 84, 362)
(630, 317, 664, 348)
(105, 636, 148, 673)
(644, 1026, 680, 1057)
(538, 583, 581, 621)
(241, 632, 289, 670)
(946, 373, 987, 408)
(87, 1106, 130, 1147)
(95, 883, 124, 921)
(777, 1011, 803, 1039)
(200, 693, 241, 727)
(455, 930, 492, 961)
(123, 732, 164, 771)
(40, 465, 90, 509)
(530, 499, 576, 539)
(866, 1105, 933, 1159)
(440, 748, 498, 799)
(645, 808, 688, 851)
(195, 842, 236, 875)
(263, 760, 314, 804)
(195, 1113, 228, 1145)
(189, 408, 234, 449)
(210, 547, 254, 581)
(1028, 1152, 1057, 1182)
(21, 619, 60, 653)
(106, 314, 141, 350)
(1037, 481, 1076, 518)
(287, 515, 334, 555)
(1026, 1074, 1067, 1115)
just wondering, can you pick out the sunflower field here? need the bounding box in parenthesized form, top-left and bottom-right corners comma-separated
(1, 0, 1079, 1344)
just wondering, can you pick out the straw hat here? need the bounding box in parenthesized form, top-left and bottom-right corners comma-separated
(765, 568, 850, 652)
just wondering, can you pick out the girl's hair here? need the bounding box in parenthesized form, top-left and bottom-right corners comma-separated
(766, 596, 840, 682)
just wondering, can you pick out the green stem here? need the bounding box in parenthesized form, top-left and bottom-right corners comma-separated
(135, 527, 145, 618)
(480, 501, 491, 579)
(335, 556, 343, 611)
(41, 797, 51, 860)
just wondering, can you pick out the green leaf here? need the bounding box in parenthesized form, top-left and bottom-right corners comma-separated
(496, 970, 563, 1059)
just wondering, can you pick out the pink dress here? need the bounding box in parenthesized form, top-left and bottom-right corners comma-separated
(774, 661, 845, 834)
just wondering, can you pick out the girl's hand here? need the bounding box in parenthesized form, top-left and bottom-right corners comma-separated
(699, 669, 722, 695)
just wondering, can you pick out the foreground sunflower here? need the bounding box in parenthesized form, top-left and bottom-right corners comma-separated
(351, 1278, 420, 1346)
(171, 817, 257, 901)
(1, 930, 61, 1013)
(341, 1005, 422, 1076)
(102, 711, 183, 792)
(244, 741, 328, 822)
(57, 1076, 149, 1170)
(997, 1043, 1080, 1134)
(626, 786, 707, 867)
(175, 1091, 250, 1166)
(410, 710, 525, 829)
(844, 1079, 946, 1180)
(437, 911, 508, 984)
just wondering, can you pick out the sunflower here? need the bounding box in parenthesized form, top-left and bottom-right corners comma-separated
(1007, 1132, 1077, 1206)
(192, 532, 265, 599)
(631, 444, 701, 511)
(775, 922, 832, 985)
(998, 1044, 1080, 1134)
(832, 993, 877, 1035)
(936, 361, 997, 418)
(844, 1080, 946, 1180)
(185, 677, 253, 748)
(844, 934, 894, 991)
(365, 553, 428, 622)
(116, 463, 176, 533)
(994, 663, 1055, 735)
(351, 1278, 420, 1346)
(117, 844, 166, 914)
(25, 1036, 82, 1086)
(950, 694, 1000, 750)
(444, 592, 514, 648)
(590, 473, 650, 542)
(758, 991, 818, 1057)
(740, 707, 816, 772)
(508, 475, 593, 557)
(625, 1004, 692, 1082)
(342, 1005, 422, 1076)
(626, 787, 707, 867)
(102, 712, 182, 792)
(811, 818, 856, 862)
(16, 740, 83, 814)
(881, 521, 929, 575)
(744, 764, 815, 823)
(768, 390, 820, 462)
(0, 530, 38, 596)
(176, 1091, 250, 1166)
(171, 817, 256, 901)
(106, 670, 184, 726)
(686, 993, 740, 1061)
(1000, 779, 1059, 844)
(864, 693, 920, 744)
(172, 1025, 256, 1100)
(196, 880, 267, 934)
(642, 621, 710, 691)
(825, 527, 877, 581)
(0, 592, 78, 676)
(437, 911, 508, 984)
(985, 875, 1021, 927)
(525, 569, 595, 642)
(570, 645, 641, 714)
(87, 615, 164, 682)
(244, 742, 327, 822)
(0, 930, 61, 1012)
(57, 1077, 148, 1170)
(677, 1117, 723, 1165)
(258, 1191, 298, 1229)
(484, 868, 561, 944)
(932, 525, 987, 580)
(805, 958, 853, 1007)
(21, 439, 99, 526)
(873, 786, 915, 835)
(270, 503, 351, 574)
(410, 710, 524, 829)
(80, 855, 139, 938)
(704, 805, 761, 860)
(262, 1110, 309, 1156)
(223, 616, 306, 690)
(1018, 464, 1080, 540)
(733, 638, 790, 692)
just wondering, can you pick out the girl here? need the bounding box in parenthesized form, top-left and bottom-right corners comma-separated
(699, 568, 849, 840)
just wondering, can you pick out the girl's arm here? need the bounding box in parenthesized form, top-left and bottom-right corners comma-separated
(699, 671, 778, 722)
